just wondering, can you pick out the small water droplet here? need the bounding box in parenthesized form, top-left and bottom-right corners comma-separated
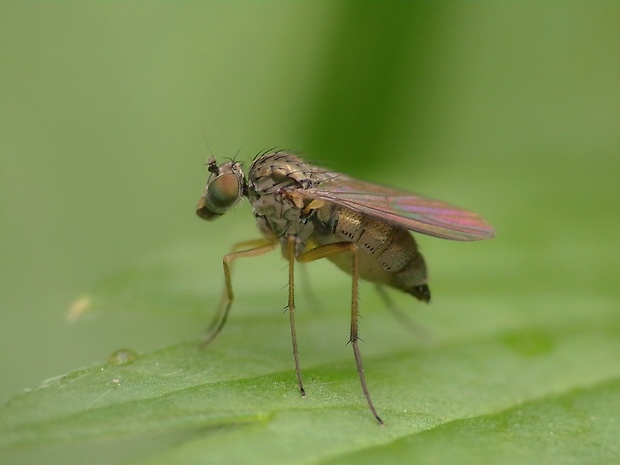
(107, 348, 138, 365)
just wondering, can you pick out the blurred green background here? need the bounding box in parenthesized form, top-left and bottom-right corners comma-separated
(1, 1, 619, 464)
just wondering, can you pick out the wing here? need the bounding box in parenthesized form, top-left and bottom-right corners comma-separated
(291, 175, 495, 241)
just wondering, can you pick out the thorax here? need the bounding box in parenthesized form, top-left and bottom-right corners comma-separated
(247, 152, 332, 256)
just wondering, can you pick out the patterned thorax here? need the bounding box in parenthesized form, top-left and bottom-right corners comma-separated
(247, 152, 334, 256)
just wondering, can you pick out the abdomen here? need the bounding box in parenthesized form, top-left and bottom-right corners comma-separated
(312, 204, 431, 302)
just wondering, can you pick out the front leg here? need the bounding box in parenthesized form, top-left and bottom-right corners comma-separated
(200, 238, 276, 347)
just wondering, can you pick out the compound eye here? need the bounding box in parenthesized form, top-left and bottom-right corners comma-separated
(207, 173, 241, 210)
(196, 172, 241, 220)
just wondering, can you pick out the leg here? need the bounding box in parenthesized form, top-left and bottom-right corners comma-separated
(199, 239, 276, 347)
(285, 236, 306, 396)
(300, 242, 384, 425)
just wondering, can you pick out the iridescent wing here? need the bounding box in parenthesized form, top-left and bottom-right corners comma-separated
(290, 174, 495, 241)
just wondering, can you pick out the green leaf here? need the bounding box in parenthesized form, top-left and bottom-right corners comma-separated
(1, 242, 619, 464)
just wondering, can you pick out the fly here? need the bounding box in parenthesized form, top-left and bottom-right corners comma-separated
(196, 150, 495, 424)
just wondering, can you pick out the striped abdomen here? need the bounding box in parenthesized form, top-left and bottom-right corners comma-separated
(312, 204, 430, 302)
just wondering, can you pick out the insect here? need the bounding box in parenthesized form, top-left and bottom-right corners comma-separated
(196, 150, 495, 424)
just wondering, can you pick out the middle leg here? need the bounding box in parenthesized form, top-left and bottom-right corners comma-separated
(299, 242, 384, 424)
